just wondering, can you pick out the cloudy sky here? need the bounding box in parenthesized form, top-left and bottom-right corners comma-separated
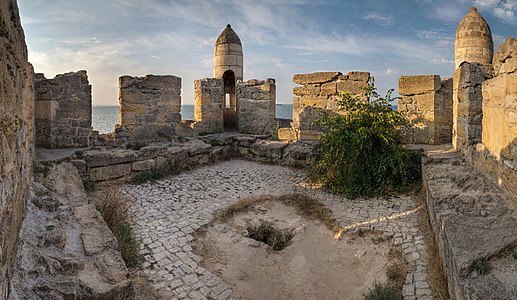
(18, 0, 517, 105)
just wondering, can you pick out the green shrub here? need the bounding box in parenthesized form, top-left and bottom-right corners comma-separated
(473, 259, 491, 275)
(82, 178, 96, 192)
(33, 161, 51, 175)
(309, 78, 418, 197)
(364, 282, 401, 300)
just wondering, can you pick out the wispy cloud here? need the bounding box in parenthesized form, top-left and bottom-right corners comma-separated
(464, 0, 517, 23)
(363, 12, 393, 26)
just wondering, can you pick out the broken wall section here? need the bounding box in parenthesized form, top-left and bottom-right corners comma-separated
(398, 75, 453, 144)
(236, 79, 277, 136)
(472, 37, 517, 198)
(0, 0, 35, 297)
(288, 71, 370, 141)
(118, 75, 181, 145)
(452, 63, 493, 152)
(35, 70, 91, 148)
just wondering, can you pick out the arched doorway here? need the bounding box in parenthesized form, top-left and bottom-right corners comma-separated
(223, 70, 237, 129)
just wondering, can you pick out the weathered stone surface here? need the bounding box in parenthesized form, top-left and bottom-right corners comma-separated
(136, 145, 167, 160)
(493, 38, 517, 75)
(184, 139, 212, 156)
(89, 163, 132, 182)
(250, 141, 288, 160)
(293, 72, 341, 85)
(0, 1, 35, 296)
(347, 71, 370, 82)
(277, 128, 298, 141)
(236, 79, 278, 136)
(85, 149, 136, 167)
(35, 71, 91, 149)
(455, 7, 493, 70)
(119, 74, 181, 144)
(11, 163, 132, 299)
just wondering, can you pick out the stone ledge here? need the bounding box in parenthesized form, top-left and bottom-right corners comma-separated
(422, 149, 517, 299)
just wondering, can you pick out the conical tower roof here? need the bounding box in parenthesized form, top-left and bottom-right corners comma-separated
(455, 6, 493, 69)
(215, 24, 241, 46)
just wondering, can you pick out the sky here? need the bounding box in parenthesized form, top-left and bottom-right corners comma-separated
(18, 0, 517, 105)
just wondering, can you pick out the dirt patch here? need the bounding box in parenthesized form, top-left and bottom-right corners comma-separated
(195, 196, 397, 300)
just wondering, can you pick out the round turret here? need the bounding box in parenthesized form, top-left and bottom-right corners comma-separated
(214, 24, 243, 80)
(455, 6, 493, 69)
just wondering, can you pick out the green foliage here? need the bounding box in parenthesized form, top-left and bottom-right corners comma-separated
(309, 78, 419, 197)
(33, 161, 52, 175)
(364, 282, 402, 300)
(114, 223, 140, 267)
(473, 259, 491, 275)
(82, 178, 96, 192)
(74, 150, 84, 159)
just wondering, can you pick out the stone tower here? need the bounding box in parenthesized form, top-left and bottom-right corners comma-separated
(454, 6, 493, 70)
(213, 24, 243, 127)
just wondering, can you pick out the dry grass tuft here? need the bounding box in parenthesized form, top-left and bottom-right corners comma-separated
(95, 186, 140, 267)
(385, 247, 408, 292)
(217, 193, 338, 231)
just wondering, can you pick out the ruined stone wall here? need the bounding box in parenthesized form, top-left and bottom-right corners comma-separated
(35, 71, 91, 148)
(236, 79, 277, 136)
(470, 38, 517, 198)
(191, 78, 224, 136)
(398, 75, 453, 144)
(0, 0, 35, 297)
(452, 63, 492, 152)
(289, 71, 369, 141)
(119, 75, 181, 144)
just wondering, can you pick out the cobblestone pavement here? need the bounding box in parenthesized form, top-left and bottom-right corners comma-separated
(125, 160, 432, 299)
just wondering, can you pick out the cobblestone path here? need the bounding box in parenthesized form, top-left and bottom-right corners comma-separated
(125, 160, 432, 299)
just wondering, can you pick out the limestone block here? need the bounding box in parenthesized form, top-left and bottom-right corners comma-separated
(293, 72, 341, 85)
(136, 145, 168, 160)
(184, 139, 212, 156)
(89, 163, 132, 182)
(347, 72, 370, 82)
(293, 85, 321, 96)
(320, 82, 337, 95)
(278, 128, 298, 141)
(132, 159, 156, 171)
(234, 136, 257, 147)
(85, 150, 136, 167)
(299, 130, 322, 141)
(493, 38, 517, 75)
(337, 80, 368, 95)
(399, 75, 440, 95)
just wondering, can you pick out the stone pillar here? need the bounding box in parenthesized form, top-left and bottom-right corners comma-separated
(398, 75, 453, 144)
(0, 0, 35, 297)
(452, 63, 492, 151)
(236, 78, 278, 136)
(213, 24, 243, 80)
(192, 78, 224, 135)
(291, 71, 369, 140)
(118, 74, 181, 144)
(35, 71, 92, 148)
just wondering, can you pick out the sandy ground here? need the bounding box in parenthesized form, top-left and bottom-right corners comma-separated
(195, 201, 391, 300)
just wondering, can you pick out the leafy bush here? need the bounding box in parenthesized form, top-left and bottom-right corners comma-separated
(364, 282, 401, 300)
(473, 259, 491, 275)
(309, 78, 419, 197)
(82, 178, 96, 192)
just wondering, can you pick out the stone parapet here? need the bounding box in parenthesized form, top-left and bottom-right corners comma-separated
(236, 79, 278, 136)
(118, 74, 181, 144)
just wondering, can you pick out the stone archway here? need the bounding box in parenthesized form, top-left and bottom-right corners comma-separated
(223, 70, 237, 128)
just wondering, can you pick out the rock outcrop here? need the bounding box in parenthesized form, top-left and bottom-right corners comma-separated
(0, 0, 35, 297)
(10, 163, 133, 299)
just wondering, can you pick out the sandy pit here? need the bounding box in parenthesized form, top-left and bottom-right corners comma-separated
(194, 200, 393, 300)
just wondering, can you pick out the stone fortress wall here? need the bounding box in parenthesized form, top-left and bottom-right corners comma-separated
(0, 0, 34, 297)
(35, 70, 91, 148)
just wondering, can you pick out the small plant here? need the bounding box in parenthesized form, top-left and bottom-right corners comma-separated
(364, 282, 401, 300)
(473, 259, 491, 275)
(114, 223, 140, 267)
(247, 222, 294, 251)
(309, 78, 419, 198)
(33, 161, 51, 175)
(513, 251, 517, 259)
(74, 150, 84, 159)
(82, 178, 96, 192)
(31, 198, 43, 209)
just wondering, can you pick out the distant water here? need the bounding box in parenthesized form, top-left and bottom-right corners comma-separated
(92, 104, 294, 134)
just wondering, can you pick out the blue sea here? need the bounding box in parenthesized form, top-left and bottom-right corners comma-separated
(92, 104, 294, 134)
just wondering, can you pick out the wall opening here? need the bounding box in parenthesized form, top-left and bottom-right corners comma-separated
(223, 70, 236, 128)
